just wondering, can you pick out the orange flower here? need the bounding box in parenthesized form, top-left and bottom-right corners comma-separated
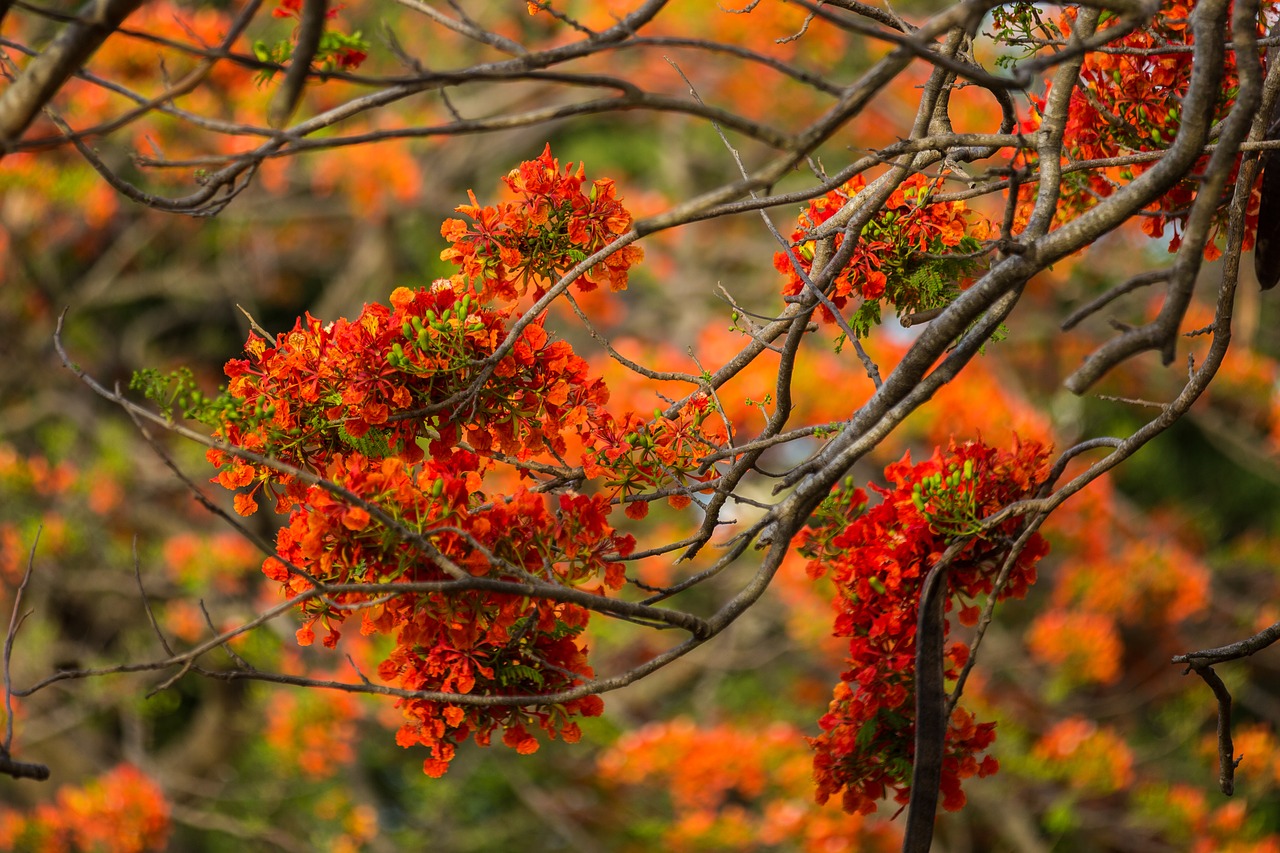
(1026, 609, 1122, 686)
(1033, 718, 1135, 793)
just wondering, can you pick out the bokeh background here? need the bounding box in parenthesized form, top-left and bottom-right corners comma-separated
(4, 1, 1280, 850)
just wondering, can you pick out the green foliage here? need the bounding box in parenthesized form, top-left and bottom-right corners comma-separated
(128, 367, 223, 425)
(252, 39, 293, 84)
(990, 2, 1061, 69)
(497, 663, 544, 688)
(337, 423, 395, 458)
(849, 298, 883, 340)
(252, 30, 370, 86)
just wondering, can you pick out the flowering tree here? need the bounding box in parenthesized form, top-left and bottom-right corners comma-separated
(4, 1, 1280, 850)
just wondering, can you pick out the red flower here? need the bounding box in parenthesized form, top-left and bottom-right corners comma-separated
(798, 437, 1051, 814)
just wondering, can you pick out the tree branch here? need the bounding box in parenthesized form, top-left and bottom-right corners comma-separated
(0, 0, 146, 150)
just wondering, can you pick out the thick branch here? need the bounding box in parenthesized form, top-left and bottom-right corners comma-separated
(267, 0, 328, 128)
(0, 0, 145, 150)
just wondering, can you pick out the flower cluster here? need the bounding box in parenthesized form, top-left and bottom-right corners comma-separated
(203, 280, 608, 515)
(1021, 470, 1212, 696)
(264, 683, 363, 779)
(796, 438, 1051, 815)
(774, 173, 992, 333)
(0, 764, 170, 853)
(583, 392, 728, 518)
(1025, 609, 1123, 687)
(1005, 0, 1279, 257)
(1032, 717, 1135, 794)
(598, 718, 903, 853)
(264, 448, 632, 774)
(441, 143, 644, 301)
(175, 147, 736, 775)
(204, 281, 633, 774)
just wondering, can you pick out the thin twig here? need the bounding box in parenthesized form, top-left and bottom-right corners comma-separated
(133, 537, 176, 658)
(1, 530, 51, 781)
(1181, 664, 1240, 795)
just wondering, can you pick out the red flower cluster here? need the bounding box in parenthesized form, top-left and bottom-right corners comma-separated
(797, 438, 1051, 815)
(330, 45, 367, 70)
(584, 392, 728, 518)
(774, 173, 991, 330)
(205, 279, 632, 773)
(197, 147, 733, 775)
(441, 143, 644, 301)
(266, 450, 631, 776)
(207, 280, 608, 515)
(1011, 1, 1279, 257)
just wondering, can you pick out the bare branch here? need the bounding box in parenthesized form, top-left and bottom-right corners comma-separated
(0, 0, 146, 150)
(1, 530, 49, 781)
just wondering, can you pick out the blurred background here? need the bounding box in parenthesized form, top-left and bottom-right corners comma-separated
(4, 1, 1280, 850)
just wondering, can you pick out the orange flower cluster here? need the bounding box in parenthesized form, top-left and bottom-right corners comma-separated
(207, 280, 609, 515)
(598, 718, 901, 852)
(1136, 780, 1280, 853)
(797, 438, 1051, 815)
(266, 448, 630, 774)
(198, 147, 736, 776)
(1032, 717, 1135, 793)
(1025, 480, 1210, 692)
(1025, 609, 1123, 686)
(0, 764, 170, 853)
(1010, 0, 1280, 257)
(210, 286, 635, 773)
(775, 173, 992, 330)
(265, 685, 363, 779)
(441, 143, 643, 301)
(584, 392, 728, 519)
